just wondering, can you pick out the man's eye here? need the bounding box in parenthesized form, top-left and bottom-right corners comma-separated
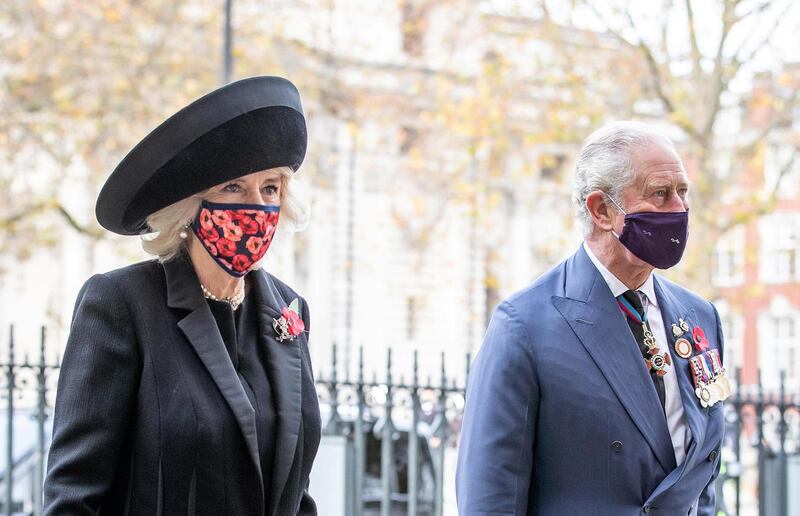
(654, 189, 667, 197)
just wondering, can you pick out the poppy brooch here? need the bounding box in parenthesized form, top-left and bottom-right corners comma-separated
(273, 298, 305, 342)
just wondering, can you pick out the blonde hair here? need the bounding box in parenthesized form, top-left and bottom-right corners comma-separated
(142, 166, 309, 261)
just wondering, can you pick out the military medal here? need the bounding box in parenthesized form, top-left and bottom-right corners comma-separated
(616, 294, 671, 375)
(689, 349, 731, 407)
(671, 318, 689, 337)
(646, 351, 671, 377)
(695, 382, 714, 407)
(718, 373, 733, 398)
(673, 337, 692, 359)
(707, 350, 733, 398)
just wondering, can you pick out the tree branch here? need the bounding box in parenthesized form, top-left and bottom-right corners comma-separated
(684, 0, 702, 78)
(0, 200, 105, 240)
(717, 142, 799, 233)
(54, 203, 105, 240)
(729, 0, 793, 75)
(698, 0, 738, 141)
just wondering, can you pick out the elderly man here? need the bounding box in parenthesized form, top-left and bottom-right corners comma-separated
(456, 121, 729, 515)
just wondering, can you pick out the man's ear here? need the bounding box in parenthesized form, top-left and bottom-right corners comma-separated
(586, 191, 616, 232)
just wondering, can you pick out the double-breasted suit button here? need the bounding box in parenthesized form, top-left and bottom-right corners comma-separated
(707, 449, 718, 462)
(610, 440, 623, 453)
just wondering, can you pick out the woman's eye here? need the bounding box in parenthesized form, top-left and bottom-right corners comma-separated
(223, 183, 241, 192)
(263, 185, 278, 195)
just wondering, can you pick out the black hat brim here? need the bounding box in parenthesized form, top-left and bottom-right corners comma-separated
(96, 76, 307, 236)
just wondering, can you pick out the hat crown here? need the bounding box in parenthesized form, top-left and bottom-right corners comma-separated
(96, 76, 307, 235)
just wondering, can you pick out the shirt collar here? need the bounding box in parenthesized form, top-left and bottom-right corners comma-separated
(582, 242, 658, 308)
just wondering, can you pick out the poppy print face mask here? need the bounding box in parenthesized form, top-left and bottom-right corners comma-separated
(191, 200, 280, 277)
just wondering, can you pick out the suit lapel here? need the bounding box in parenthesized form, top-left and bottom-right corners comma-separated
(653, 277, 707, 467)
(644, 276, 716, 502)
(551, 247, 677, 474)
(251, 269, 304, 516)
(162, 258, 265, 502)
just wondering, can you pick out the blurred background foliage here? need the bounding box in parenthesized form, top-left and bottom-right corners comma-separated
(1, 0, 798, 301)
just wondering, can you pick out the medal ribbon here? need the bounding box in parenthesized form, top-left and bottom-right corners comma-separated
(707, 349, 723, 375)
(700, 353, 714, 380)
(692, 353, 715, 384)
(617, 295, 647, 324)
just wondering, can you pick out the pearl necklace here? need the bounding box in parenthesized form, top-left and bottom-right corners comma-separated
(200, 281, 245, 311)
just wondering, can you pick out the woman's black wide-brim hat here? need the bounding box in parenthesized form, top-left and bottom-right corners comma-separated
(96, 76, 307, 235)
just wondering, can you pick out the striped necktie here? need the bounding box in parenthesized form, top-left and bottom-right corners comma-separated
(617, 290, 667, 414)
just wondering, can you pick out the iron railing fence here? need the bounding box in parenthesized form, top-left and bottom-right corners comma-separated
(723, 370, 800, 516)
(314, 344, 469, 516)
(0, 325, 799, 516)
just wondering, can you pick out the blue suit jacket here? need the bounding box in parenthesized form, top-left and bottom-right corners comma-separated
(456, 246, 724, 516)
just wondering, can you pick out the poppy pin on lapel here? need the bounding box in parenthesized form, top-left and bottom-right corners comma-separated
(692, 325, 709, 352)
(273, 298, 305, 342)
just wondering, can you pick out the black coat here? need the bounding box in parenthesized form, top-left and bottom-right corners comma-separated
(43, 257, 321, 516)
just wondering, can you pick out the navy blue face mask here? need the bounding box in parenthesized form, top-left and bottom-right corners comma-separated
(608, 197, 689, 270)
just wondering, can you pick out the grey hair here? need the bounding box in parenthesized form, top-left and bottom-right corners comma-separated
(141, 166, 310, 261)
(572, 121, 677, 235)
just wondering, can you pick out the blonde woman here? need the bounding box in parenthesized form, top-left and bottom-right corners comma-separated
(44, 76, 321, 516)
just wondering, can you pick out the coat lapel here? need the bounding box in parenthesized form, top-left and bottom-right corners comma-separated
(551, 247, 677, 474)
(251, 269, 304, 516)
(162, 258, 265, 502)
(652, 277, 707, 468)
(644, 277, 716, 503)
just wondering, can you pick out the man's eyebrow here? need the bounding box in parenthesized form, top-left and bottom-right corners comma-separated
(642, 179, 671, 190)
(643, 176, 688, 188)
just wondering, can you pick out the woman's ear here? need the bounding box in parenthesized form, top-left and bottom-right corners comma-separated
(586, 191, 616, 232)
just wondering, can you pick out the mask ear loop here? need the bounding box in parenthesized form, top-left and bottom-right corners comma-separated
(605, 194, 626, 239)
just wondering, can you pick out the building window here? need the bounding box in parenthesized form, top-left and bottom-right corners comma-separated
(760, 214, 800, 283)
(714, 300, 743, 370)
(759, 303, 800, 391)
(712, 227, 744, 287)
(772, 316, 797, 386)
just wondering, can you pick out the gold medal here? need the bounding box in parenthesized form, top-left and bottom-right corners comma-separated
(673, 338, 692, 359)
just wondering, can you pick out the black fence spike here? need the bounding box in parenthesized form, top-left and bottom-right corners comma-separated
(358, 346, 364, 384)
(331, 341, 338, 383)
(413, 349, 419, 388)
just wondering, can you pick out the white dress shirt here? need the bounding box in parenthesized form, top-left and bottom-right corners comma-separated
(583, 242, 690, 466)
